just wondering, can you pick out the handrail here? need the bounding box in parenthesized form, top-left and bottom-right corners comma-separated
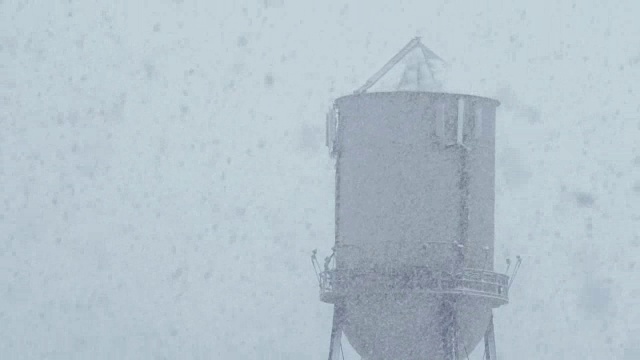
(318, 267, 509, 305)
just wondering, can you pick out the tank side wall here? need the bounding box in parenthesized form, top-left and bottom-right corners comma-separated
(332, 92, 499, 360)
(335, 93, 462, 270)
(465, 101, 497, 270)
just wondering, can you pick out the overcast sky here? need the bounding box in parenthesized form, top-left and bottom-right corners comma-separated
(2, 1, 640, 359)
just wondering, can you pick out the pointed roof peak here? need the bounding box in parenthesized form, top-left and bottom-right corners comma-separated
(354, 37, 446, 94)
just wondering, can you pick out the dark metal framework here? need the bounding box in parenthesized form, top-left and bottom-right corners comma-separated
(439, 297, 459, 360)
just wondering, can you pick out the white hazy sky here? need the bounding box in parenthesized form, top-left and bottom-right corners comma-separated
(2, 1, 639, 359)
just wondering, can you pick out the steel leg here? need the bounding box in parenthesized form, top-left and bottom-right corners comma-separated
(439, 297, 459, 360)
(483, 314, 497, 360)
(328, 303, 345, 360)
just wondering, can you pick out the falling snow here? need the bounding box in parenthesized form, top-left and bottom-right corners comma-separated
(1, 1, 640, 359)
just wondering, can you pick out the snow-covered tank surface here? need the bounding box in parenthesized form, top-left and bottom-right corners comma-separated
(343, 294, 493, 359)
(331, 91, 500, 359)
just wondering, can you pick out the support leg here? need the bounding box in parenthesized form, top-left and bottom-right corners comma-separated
(328, 303, 345, 360)
(439, 297, 458, 360)
(483, 314, 497, 360)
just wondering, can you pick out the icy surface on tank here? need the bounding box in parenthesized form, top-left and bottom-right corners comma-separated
(332, 91, 499, 359)
(334, 92, 498, 271)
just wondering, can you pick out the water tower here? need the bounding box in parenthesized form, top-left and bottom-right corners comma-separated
(312, 38, 521, 360)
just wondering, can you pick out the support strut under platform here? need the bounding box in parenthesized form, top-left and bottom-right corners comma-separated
(484, 314, 497, 360)
(439, 297, 459, 360)
(328, 303, 345, 360)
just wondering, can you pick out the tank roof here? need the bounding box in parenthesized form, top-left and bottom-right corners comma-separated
(335, 91, 501, 108)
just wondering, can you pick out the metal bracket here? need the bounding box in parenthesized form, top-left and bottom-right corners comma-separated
(507, 256, 522, 290)
(445, 142, 471, 151)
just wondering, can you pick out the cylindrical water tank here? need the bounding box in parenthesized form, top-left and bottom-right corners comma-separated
(323, 91, 507, 359)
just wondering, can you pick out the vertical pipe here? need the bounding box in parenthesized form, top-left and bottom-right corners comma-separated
(457, 98, 470, 270)
(334, 108, 341, 268)
(436, 101, 446, 139)
(457, 98, 465, 145)
(474, 105, 483, 139)
(459, 148, 470, 262)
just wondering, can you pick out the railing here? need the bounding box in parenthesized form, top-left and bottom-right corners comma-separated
(456, 268, 509, 302)
(319, 270, 334, 294)
(318, 267, 509, 306)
